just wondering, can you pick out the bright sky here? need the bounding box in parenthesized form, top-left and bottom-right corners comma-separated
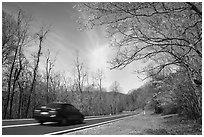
(3, 2, 149, 94)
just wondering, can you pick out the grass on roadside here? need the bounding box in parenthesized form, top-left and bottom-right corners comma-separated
(145, 115, 202, 135)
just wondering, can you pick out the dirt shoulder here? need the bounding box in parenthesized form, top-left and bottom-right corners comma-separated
(67, 110, 202, 135)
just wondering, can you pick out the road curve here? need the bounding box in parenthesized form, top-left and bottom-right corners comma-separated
(2, 113, 137, 135)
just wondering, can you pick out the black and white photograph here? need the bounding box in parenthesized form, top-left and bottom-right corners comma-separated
(2, 1, 202, 135)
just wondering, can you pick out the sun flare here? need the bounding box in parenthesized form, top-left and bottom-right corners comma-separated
(89, 46, 108, 71)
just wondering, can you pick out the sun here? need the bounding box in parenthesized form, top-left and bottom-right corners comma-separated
(89, 46, 108, 71)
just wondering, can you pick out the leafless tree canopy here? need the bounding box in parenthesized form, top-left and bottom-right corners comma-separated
(77, 2, 201, 80)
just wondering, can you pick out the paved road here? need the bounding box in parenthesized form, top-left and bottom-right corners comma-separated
(2, 113, 136, 135)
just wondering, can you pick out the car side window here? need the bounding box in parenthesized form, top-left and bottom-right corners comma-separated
(70, 105, 78, 112)
(65, 105, 71, 112)
(61, 105, 67, 111)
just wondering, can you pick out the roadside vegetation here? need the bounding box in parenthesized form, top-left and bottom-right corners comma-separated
(67, 111, 202, 135)
(145, 114, 202, 135)
(2, 3, 201, 134)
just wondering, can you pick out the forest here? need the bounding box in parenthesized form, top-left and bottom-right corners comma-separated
(2, 2, 201, 125)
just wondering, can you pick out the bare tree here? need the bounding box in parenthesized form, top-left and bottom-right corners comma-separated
(2, 10, 32, 118)
(94, 69, 105, 92)
(16, 59, 31, 118)
(94, 69, 105, 114)
(44, 49, 56, 103)
(72, 52, 87, 111)
(110, 81, 120, 93)
(109, 81, 121, 114)
(25, 26, 49, 117)
(73, 52, 87, 93)
(2, 11, 17, 66)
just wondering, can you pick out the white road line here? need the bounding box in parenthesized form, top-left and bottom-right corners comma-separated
(45, 114, 137, 135)
(85, 113, 131, 121)
(162, 114, 178, 118)
(2, 119, 34, 122)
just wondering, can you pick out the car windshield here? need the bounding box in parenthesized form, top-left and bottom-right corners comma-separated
(46, 103, 62, 109)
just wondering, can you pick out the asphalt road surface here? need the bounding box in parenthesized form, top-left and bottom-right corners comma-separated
(2, 113, 136, 135)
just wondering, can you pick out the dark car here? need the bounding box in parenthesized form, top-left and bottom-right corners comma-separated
(34, 102, 84, 125)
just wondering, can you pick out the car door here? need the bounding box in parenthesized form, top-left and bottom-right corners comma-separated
(69, 105, 80, 120)
(60, 105, 69, 118)
(64, 105, 73, 120)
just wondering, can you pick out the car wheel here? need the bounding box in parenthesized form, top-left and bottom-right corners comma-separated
(60, 118, 67, 125)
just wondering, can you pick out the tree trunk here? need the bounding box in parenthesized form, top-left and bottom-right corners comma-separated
(9, 66, 22, 118)
(17, 81, 23, 119)
(25, 37, 43, 118)
(4, 45, 19, 119)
